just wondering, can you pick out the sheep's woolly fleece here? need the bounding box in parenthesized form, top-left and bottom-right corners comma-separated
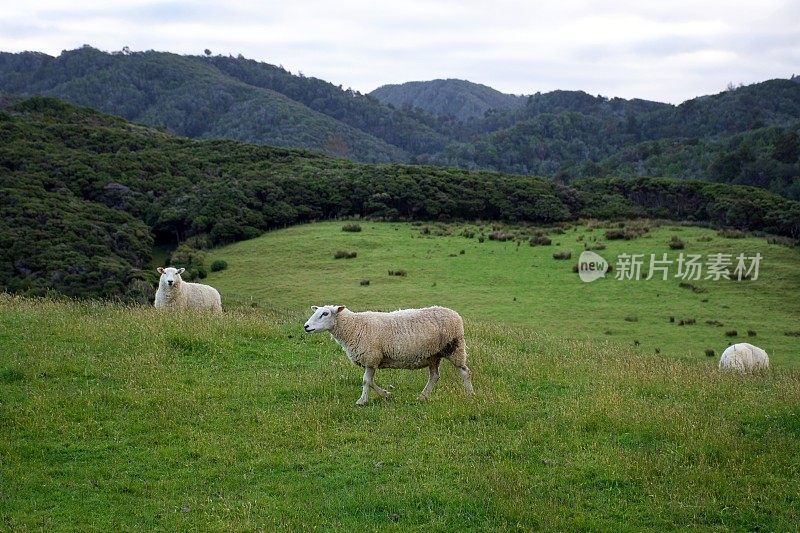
(327, 306, 467, 369)
(154, 267, 222, 312)
(718, 343, 769, 372)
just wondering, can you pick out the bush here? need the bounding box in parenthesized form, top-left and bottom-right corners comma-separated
(529, 235, 552, 246)
(210, 260, 228, 272)
(488, 231, 514, 242)
(725, 330, 738, 337)
(552, 250, 572, 260)
(334, 250, 357, 259)
(705, 349, 715, 357)
(678, 318, 696, 326)
(624, 316, 638, 322)
(342, 223, 362, 232)
(359, 279, 370, 286)
(679, 282, 707, 293)
(605, 229, 626, 240)
(388, 269, 407, 277)
(718, 229, 747, 239)
(668, 236, 685, 249)
(590, 242, 606, 250)
(747, 329, 757, 337)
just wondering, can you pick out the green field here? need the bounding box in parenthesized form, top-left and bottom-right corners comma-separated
(206, 220, 800, 366)
(1, 295, 799, 530)
(2, 220, 800, 530)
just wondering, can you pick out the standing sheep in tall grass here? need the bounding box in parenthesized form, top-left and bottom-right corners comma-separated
(303, 305, 474, 405)
(154, 267, 222, 312)
(718, 343, 769, 373)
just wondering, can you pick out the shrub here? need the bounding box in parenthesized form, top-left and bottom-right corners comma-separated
(552, 250, 572, 260)
(420, 226, 431, 235)
(210, 260, 228, 272)
(669, 316, 675, 323)
(478, 235, 485, 243)
(668, 236, 685, 249)
(460, 249, 465, 255)
(359, 279, 370, 286)
(605, 229, 626, 240)
(725, 330, 738, 337)
(488, 231, 514, 242)
(334, 250, 357, 259)
(706, 320, 724, 327)
(590, 242, 606, 250)
(388, 269, 407, 277)
(784, 331, 800, 337)
(697, 236, 713, 242)
(678, 318, 696, 326)
(718, 229, 746, 239)
(461, 229, 475, 239)
(747, 329, 757, 337)
(624, 316, 638, 322)
(679, 282, 707, 293)
(529, 235, 552, 246)
(705, 349, 715, 357)
(342, 223, 362, 232)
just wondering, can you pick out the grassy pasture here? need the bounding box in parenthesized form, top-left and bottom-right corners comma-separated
(206, 220, 800, 366)
(1, 295, 799, 530)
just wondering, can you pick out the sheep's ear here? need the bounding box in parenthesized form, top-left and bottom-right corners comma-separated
(311, 306, 319, 312)
(157, 267, 164, 274)
(335, 305, 346, 313)
(177, 268, 185, 274)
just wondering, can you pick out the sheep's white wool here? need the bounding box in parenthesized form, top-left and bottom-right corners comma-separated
(304, 305, 474, 405)
(718, 343, 769, 373)
(154, 267, 222, 312)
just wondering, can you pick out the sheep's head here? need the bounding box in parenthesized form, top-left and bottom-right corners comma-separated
(304, 305, 346, 333)
(157, 267, 185, 289)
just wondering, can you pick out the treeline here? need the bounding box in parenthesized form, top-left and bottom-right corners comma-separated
(1, 98, 799, 300)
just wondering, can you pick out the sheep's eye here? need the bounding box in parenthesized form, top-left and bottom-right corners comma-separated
(321, 311, 329, 316)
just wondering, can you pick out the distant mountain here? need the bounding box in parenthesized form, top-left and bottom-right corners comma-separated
(370, 79, 526, 120)
(1, 47, 798, 198)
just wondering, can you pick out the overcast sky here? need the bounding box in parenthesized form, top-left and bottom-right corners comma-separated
(2, 0, 798, 103)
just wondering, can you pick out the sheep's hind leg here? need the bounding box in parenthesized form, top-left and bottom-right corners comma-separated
(417, 360, 440, 400)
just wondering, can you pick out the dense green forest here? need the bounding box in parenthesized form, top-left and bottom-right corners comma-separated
(1, 47, 798, 198)
(2, 97, 799, 300)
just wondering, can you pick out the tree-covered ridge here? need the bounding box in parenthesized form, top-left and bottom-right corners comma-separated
(1, 47, 798, 199)
(370, 78, 526, 121)
(2, 97, 799, 299)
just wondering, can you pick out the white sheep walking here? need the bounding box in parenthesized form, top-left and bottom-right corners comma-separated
(718, 343, 769, 373)
(154, 267, 222, 312)
(303, 305, 474, 405)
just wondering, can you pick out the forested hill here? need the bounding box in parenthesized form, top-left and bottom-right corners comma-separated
(2, 97, 799, 301)
(1, 46, 799, 198)
(370, 79, 526, 120)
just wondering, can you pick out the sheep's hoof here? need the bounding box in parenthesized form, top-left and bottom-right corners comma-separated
(356, 399, 368, 406)
(381, 391, 393, 400)
(416, 394, 429, 401)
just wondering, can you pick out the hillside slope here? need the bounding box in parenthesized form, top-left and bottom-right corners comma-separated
(0, 47, 408, 163)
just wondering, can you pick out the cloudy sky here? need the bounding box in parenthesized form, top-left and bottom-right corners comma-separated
(2, 0, 798, 103)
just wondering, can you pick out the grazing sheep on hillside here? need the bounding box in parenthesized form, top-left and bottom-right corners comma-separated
(718, 343, 769, 373)
(154, 267, 222, 312)
(303, 305, 474, 405)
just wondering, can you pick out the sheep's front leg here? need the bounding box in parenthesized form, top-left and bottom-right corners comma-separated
(357, 367, 392, 406)
(417, 361, 440, 400)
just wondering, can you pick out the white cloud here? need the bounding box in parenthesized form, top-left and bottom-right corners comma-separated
(1, 0, 798, 103)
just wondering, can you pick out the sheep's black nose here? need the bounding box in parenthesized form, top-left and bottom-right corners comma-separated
(304, 325, 311, 331)
(167, 280, 173, 285)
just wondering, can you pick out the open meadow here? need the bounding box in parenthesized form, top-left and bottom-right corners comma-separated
(207, 220, 800, 366)
(2, 220, 799, 530)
